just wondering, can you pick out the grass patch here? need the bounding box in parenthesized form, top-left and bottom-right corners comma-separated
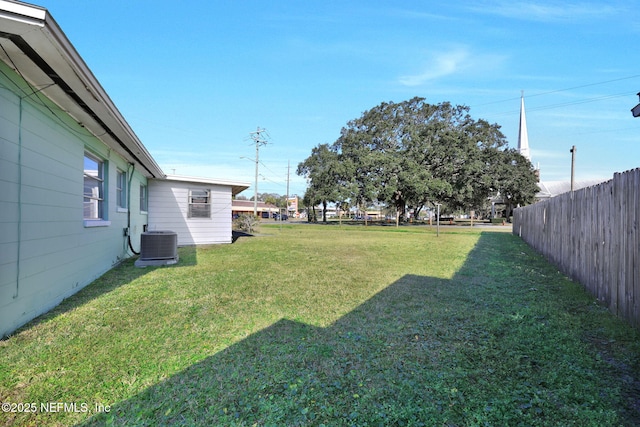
(1, 225, 639, 426)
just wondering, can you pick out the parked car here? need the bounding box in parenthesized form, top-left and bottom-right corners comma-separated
(355, 215, 372, 220)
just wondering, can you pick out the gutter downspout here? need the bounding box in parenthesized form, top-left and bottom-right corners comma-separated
(14, 96, 23, 299)
(127, 163, 140, 255)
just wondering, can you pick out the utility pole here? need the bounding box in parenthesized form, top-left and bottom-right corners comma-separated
(249, 127, 268, 217)
(286, 160, 290, 218)
(570, 145, 576, 192)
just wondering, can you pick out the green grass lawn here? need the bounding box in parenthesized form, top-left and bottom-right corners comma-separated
(1, 225, 639, 426)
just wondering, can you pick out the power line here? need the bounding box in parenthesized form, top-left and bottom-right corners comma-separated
(0, 43, 106, 139)
(489, 91, 633, 118)
(471, 74, 640, 109)
(526, 74, 640, 99)
(526, 92, 631, 112)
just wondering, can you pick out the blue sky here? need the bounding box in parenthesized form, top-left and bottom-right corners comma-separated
(42, 0, 640, 198)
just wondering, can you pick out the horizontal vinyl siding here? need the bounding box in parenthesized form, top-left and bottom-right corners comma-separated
(0, 77, 21, 296)
(0, 62, 149, 337)
(148, 180, 232, 245)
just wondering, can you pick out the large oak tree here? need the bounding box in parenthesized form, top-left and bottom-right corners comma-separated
(298, 97, 539, 222)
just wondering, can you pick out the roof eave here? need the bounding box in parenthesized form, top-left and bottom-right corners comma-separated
(161, 174, 251, 196)
(0, 0, 165, 178)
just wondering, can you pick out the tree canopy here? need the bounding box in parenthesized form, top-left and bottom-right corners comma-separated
(297, 97, 539, 221)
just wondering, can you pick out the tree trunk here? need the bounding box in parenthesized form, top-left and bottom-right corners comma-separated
(322, 200, 327, 222)
(362, 203, 368, 226)
(414, 206, 423, 221)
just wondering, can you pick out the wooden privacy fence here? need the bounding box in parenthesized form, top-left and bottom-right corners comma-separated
(513, 168, 640, 327)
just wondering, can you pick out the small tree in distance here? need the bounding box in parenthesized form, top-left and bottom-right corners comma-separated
(297, 144, 347, 222)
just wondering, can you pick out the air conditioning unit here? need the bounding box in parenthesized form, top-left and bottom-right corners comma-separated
(135, 230, 179, 267)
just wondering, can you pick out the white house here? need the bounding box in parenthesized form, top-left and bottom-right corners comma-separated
(0, 1, 248, 338)
(149, 175, 249, 245)
(535, 179, 605, 201)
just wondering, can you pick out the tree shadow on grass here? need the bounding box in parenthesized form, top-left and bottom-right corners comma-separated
(78, 233, 640, 426)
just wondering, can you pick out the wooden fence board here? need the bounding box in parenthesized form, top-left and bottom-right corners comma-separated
(514, 168, 640, 326)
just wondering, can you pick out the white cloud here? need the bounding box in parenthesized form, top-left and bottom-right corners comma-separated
(468, 1, 620, 22)
(398, 47, 506, 87)
(398, 48, 470, 86)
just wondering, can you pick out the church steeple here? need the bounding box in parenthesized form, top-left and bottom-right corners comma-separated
(518, 92, 531, 161)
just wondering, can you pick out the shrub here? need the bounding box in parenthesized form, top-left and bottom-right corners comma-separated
(233, 213, 258, 233)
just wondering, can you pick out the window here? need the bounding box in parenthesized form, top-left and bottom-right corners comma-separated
(83, 153, 104, 219)
(188, 189, 211, 218)
(116, 169, 127, 209)
(140, 184, 148, 212)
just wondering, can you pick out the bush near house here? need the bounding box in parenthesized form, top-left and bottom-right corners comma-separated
(233, 213, 259, 233)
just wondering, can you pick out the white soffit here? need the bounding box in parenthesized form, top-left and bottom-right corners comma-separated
(0, 0, 165, 178)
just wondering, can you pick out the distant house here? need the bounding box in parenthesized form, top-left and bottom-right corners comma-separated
(536, 179, 606, 201)
(232, 200, 279, 218)
(150, 175, 249, 245)
(0, 1, 248, 338)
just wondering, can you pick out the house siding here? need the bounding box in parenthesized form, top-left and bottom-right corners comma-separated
(148, 180, 232, 245)
(0, 63, 148, 338)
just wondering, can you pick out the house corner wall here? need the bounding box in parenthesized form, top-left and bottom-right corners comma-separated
(148, 180, 233, 246)
(0, 63, 148, 338)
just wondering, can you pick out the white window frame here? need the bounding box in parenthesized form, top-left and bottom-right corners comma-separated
(140, 184, 148, 213)
(83, 152, 110, 226)
(116, 169, 127, 211)
(188, 189, 211, 218)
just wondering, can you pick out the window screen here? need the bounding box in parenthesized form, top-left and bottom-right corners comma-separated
(188, 189, 211, 218)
